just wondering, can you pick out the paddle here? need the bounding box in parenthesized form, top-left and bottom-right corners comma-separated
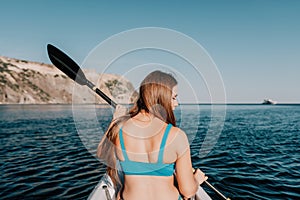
(204, 181, 230, 200)
(46, 44, 230, 200)
(47, 44, 117, 108)
(192, 168, 230, 200)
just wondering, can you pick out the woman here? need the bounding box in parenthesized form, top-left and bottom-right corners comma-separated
(97, 70, 207, 200)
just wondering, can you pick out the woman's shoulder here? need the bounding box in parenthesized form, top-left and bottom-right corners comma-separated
(169, 125, 187, 139)
(168, 125, 190, 154)
(170, 126, 189, 146)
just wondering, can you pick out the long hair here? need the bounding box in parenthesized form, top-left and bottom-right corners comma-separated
(97, 70, 178, 194)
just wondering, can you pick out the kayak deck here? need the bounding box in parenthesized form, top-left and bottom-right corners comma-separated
(88, 174, 212, 200)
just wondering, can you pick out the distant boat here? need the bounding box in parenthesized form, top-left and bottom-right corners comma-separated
(262, 99, 277, 105)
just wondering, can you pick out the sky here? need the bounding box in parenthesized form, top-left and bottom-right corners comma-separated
(0, 0, 299, 103)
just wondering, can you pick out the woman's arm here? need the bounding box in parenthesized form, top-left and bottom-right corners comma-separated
(174, 128, 207, 198)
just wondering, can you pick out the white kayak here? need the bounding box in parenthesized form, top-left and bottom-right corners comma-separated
(88, 173, 212, 200)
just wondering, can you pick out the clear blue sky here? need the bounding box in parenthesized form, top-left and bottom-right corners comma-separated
(1, 0, 299, 103)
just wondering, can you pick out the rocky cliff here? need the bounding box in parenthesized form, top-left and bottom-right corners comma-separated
(0, 56, 138, 104)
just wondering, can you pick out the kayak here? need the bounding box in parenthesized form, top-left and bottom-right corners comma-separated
(88, 173, 212, 200)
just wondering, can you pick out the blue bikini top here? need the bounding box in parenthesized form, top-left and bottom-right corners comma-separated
(119, 124, 175, 176)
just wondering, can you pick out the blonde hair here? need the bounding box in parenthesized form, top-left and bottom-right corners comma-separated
(97, 70, 178, 193)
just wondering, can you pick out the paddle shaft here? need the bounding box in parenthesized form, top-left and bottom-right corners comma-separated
(205, 181, 230, 200)
(193, 168, 229, 199)
(85, 80, 117, 108)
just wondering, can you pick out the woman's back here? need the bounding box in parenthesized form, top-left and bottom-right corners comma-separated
(116, 115, 182, 199)
(117, 117, 177, 163)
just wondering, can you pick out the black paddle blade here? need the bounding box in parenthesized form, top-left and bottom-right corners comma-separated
(47, 44, 87, 85)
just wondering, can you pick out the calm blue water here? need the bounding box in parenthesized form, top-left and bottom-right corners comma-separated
(0, 104, 299, 200)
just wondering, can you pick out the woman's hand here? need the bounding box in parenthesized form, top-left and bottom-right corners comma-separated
(113, 105, 127, 120)
(193, 168, 208, 185)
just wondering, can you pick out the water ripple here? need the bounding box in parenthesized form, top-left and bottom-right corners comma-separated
(1, 105, 299, 199)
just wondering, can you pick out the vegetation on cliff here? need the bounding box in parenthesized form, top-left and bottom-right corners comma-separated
(0, 56, 137, 104)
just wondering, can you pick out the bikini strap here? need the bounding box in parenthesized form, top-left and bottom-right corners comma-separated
(157, 124, 172, 163)
(119, 128, 129, 161)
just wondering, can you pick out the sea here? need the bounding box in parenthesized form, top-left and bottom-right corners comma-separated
(0, 104, 299, 200)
